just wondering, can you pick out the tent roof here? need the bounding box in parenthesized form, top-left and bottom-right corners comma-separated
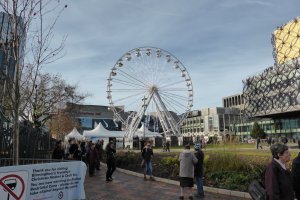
(65, 127, 84, 140)
(135, 123, 162, 138)
(83, 123, 126, 138)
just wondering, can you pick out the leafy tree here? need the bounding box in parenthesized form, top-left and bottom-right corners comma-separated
(250, 122, 266, 139)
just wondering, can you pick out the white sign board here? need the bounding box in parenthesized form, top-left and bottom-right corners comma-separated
(0, 161, 86, 200)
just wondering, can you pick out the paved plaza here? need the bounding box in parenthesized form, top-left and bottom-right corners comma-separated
(84, 166, 250, 200)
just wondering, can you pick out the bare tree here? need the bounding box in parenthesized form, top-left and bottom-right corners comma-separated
(47, 109, 78, 141)
(0, 0, 67, 165)
(22, 72, 88, 127)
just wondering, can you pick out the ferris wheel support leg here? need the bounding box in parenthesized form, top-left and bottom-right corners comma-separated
(153, 92, 180, 136)
(126, 93, 154, 138)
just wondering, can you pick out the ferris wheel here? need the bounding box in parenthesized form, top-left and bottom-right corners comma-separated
(107, 47, 193, 138)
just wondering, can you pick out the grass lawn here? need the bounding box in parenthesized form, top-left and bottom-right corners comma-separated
(151, 142, 299, 159)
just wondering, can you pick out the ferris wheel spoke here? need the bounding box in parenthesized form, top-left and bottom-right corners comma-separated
(113, 90, 147, 103)
(111, 89, 147, 92)
(161, 88, 188, 92)
(117, 68, 149, 87)
(112, 78, 147, 89)
(158, 95, 182, 116)
(159, 91, 189, 101)
(159, 80, 186, 90)
(160, 92, 188, 111)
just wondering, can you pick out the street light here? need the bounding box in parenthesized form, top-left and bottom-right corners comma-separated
(142, 96, 147, 139)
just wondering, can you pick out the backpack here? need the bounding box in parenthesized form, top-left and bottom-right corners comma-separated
(248, 180, 267, 200)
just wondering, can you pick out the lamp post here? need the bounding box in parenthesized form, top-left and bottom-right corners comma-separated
(142, 96, 147, 139)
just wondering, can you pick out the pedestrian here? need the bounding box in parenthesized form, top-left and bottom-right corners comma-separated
(256, 137, 262, 149)
(194, 143, 204, 198)
(68, 139, 79, 159)
(265, 143, 294, 200)
(142, 142, 155, 180)
(292, 152, 300, 199)
(52, 140, 64, 160)
(95, 140, 102, 170)
(106, 140, 116, 182)
(166, 141, 170, 152)
(179, 144, 198, 200)
(80, 141, 87, 163)
(267, 136, 272, 147)
(87, 143, 97, 177)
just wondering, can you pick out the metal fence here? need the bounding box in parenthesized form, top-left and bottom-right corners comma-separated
(0, 123, 56, 159)
(0, 158, 72, 167)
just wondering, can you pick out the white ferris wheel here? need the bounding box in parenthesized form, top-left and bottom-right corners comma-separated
(107, 47, 193, 138)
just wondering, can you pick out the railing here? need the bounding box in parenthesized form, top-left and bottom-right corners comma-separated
(0, 158, 75, 167)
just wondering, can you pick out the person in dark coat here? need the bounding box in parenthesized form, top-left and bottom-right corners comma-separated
(166, 141, 170, 152)
(142, 142, 155, 181)
(256, 137, 262, 149)
(292, 152, 300, 199)
(95, 140, 102, 170)
(106, 141, 116, 182)
(87, 143, 97, 177)
(68, 139, 79, 159)
(52, 141, 64, 160)
(265, 143, 294, 200)
(194, 143, 204, 198)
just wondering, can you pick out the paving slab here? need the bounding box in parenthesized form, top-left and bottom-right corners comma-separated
(84, 166, 250, 200)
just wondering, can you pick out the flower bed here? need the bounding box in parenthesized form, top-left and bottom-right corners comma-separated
(115, 150, 272, 192)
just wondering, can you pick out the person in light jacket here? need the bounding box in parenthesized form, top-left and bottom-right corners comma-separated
(265, 143, 294, 200)
(179, 144, 198, 200)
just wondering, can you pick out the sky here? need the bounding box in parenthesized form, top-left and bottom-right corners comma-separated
(43, 0, 300, 111)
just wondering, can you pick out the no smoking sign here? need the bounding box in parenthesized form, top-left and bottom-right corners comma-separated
(0, 171, 28, 200)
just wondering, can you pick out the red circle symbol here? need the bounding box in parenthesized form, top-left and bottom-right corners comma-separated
(0, 174, 25, 200)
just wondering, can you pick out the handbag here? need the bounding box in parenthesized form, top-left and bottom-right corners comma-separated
(248, 180, 267, 200)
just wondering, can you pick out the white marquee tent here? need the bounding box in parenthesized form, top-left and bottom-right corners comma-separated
(135, 123, 162, 138)
(65, 128, 84, 140)
(83, 123, 126, 139)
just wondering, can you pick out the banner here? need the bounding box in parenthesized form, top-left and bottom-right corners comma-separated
(0, 161, 86, 200)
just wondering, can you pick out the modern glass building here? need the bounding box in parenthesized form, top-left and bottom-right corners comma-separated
(235, 17, 300, 141)
(65, 103, 125, 132)
(180, 107, 241, 140)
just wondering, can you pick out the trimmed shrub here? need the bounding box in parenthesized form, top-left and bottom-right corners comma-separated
(114, 150, 272, 192)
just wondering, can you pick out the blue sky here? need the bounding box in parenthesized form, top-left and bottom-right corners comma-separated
(44, 0, 300, 110)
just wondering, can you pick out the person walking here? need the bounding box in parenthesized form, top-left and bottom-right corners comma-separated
(142, 142, 155, 180)
(194, 143, 204, 198)
(179, 144, 198, 200)
(267, 136, 272, 147)
(95, 140, 102, 170)
(265, 143, 294, 200)
(87, 143, 97, 177)
(166, 141, 170, 152)
(292, 152, 300, 199)
(256, 137, 262, 149)
(52, 140, 64, 160)
(106, 140, 116, 182)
